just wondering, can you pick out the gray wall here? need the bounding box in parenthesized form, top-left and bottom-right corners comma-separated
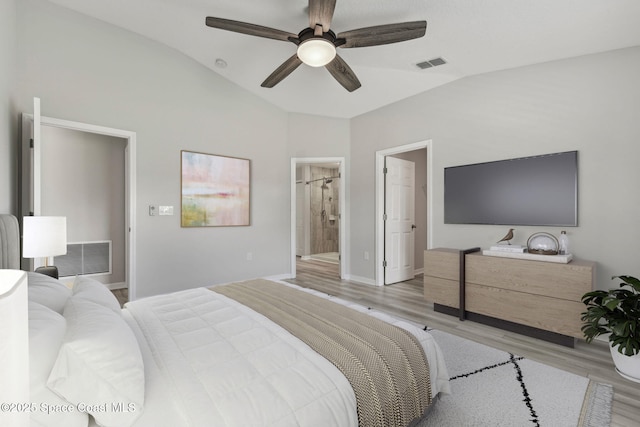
(13, 0, 291, 298)
(40, 126, 126, 284)
(350, 47, 640, 290)
(287, 113, 351, 271)
(0, 0, 17, 214)
(4, 0, 639, 295)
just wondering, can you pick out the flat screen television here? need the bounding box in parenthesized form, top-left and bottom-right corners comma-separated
(444, 151, 578, 226)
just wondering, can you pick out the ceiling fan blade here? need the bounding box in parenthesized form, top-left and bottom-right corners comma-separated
(206, 17, 298, 42)
(308, 0, 337, 32)
(337, 21, 427, 48)
(325, 54, 361, 92)
(261, 55, 303, 88)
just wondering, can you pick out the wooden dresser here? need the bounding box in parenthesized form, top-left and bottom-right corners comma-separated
(423, 248, 595, 345)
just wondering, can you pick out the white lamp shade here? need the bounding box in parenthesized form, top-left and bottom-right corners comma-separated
(297, 38, 337, 67)
(23, 216, 67, 258)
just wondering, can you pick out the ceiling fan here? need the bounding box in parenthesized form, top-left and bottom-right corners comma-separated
(205, 0, 427, 92)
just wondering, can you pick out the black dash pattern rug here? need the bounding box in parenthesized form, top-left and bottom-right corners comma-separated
(417, 330, 613, 427)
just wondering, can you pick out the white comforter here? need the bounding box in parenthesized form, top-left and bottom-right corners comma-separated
(120, 281, 450, 427)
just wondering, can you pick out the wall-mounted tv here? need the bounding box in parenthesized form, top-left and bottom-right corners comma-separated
(444, 151, 578, 226)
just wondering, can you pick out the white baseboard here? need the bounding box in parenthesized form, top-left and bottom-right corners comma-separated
(265, 273, 293, 281)
(59, 278, 127, 290)
(343, 274, 379, 287)
(106, 282, 127, 290)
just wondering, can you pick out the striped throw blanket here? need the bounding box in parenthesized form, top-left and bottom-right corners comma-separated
(212, 279, 432, 427)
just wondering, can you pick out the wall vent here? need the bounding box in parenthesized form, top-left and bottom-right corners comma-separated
(416, 57, 447, 69)
(55, 241, 112, 278)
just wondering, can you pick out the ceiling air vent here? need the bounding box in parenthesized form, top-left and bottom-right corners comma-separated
(416, 57, 447, 69)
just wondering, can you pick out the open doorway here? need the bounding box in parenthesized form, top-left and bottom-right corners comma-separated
(290, 157, 346, 279)
(375, 141, 433, 286)
(40, 126, 127, 288)
(21, 102, 137, 299)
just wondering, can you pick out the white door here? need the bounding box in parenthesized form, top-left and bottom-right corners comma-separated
(384, 156, 415, 284)
(21, 98, 41, 219)
(20, 99, 41, 271)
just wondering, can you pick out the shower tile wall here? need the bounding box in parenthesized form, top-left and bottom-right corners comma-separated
(310, 167, 339, 254)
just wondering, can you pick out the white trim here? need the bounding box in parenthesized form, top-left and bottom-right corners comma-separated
(290, 157, 346, 280)
(33, 98, 41, 215)
(342, 274, 376, 286)
(105, 282, 127, 291)
(23, 113, 137, 301)
(264, 273, 294, 282)
(375, 140, 433, 286)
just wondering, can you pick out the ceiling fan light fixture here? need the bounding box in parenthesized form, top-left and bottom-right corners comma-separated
(297, 38, 336, 67)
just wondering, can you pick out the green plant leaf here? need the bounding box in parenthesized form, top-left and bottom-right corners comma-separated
(603, 297, 620, 311)
(583, 275, 640, 356)
(611, 321, 630, 337)
(613, 275, 640, 293)
(582, 290, 607, 304)
(614, 337, 640, 356)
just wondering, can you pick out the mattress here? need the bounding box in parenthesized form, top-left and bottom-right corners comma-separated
(119, 280, 449, 427)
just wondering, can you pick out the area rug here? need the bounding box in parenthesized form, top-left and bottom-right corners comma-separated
(417, 329, 613, 427)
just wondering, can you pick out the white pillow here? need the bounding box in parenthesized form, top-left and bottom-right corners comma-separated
(72, 275, 122, 314)
(28, 272, 72, 314)
(47, 298, 144, 427)
(28, 301, 88, 427)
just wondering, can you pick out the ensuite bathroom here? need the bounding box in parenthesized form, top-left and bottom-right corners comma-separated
(295, 164, 340, 264)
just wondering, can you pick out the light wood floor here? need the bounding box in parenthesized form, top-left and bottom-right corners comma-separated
(286, 258, 640, 427)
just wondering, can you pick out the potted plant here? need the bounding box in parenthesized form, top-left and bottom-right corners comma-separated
(581, 275, 640, 382)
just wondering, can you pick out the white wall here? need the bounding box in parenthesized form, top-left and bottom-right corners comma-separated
(13, 0, 291, 298)
(351, 46, 640, 290)
(0, 0, 17, 214)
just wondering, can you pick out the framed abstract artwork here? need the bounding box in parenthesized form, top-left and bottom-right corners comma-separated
(181, 150, 251, 227)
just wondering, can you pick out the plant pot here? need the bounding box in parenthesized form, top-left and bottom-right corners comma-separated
(610, 344, 640, 383)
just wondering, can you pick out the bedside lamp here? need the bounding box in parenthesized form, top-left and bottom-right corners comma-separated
(23, 216, 67, 279)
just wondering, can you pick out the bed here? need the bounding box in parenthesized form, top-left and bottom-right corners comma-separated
(1, 214, 450, 427)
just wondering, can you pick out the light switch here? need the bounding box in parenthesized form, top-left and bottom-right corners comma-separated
(159, 206, 174, 216)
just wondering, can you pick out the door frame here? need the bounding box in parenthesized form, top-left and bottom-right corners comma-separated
(375, 140, 433, 286)
(290, 157, 346, 279)
(21, 111, 137, 300)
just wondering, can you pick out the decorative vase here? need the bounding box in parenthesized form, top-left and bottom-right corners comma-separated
(610, 344, 640, 383)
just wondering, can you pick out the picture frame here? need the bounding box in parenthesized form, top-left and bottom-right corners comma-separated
(181, 150, 250, 227)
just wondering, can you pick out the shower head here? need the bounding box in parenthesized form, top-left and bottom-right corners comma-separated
(306, 175, 339, 185)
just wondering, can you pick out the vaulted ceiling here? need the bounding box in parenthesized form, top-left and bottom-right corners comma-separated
(46, 0, 640, 118)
